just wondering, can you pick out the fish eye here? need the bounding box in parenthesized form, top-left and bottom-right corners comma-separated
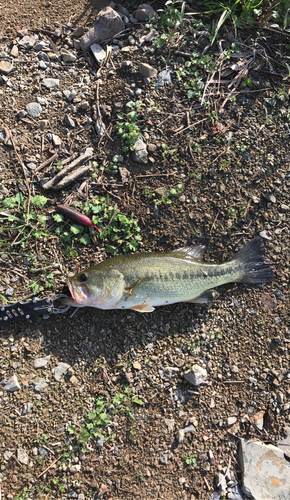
(80, 273, 88, 282)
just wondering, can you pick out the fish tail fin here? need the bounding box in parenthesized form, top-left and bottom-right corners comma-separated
(232, 237, 274, 284)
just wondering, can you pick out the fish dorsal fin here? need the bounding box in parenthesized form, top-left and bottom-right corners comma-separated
(172, 244, 206, 261)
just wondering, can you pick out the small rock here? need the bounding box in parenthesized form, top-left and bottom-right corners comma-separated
(209, 449, 215, 465)
(138, 62, 157, 79)
(41, 78, 59, 89)
(64, 115, 75, 128)
(156, 68, 172, 90)
(96, 435, 105, 448)
(39, 61, 47, 70)
(164, 418, 175, 432)
(227, 416, 237, 426)
(78, 101, 90, 112)
(34, 355, 50, 369)
(70, 464, 81, 473)
(18, 34, 38, 49)
(52, 362, 71, 381)
(52, 134, 62, 146)
(249, 410, 264, 431)
(121, 60, 133, 70)
(184, 364, 207, 386)
(17, 449, 29, 465)
(134, 3, 157, 21)
(35, 41, 49, 51)
(259, 230, 272, 240)
(90, 43, 106, 65)
(54, 28, 63, 37)
(133, 361, 141, 370)
(61, 48, 77, 63)
(119, 167, 130, 183)
(33, 378, 48, 392)
(11, 45, 19, 57)
(148, 143, 157, 153)
(38, 447, 47, 458)
(0, 60, 13, 74)
(5, 287, 14, 296)
(3, 374, 21, 392)
(133, 139, 148, 163)
(3, 450, 13, 461)
(26, 102, 42, 119)
(22, 403, 33, 415)
(80, 7, 124, 52)
(159, 453, 168, 465)
(176, 429, 185, 443)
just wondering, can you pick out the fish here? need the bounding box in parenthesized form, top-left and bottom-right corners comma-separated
(65, 237, 274, 313)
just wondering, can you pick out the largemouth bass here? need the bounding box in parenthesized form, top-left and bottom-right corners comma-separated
(65, 237, 274, 313)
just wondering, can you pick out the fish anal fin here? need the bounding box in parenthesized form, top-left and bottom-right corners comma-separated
(130, 304, 155, 313)
(187, 290, 219, 304)
(172, 244, 206, 261)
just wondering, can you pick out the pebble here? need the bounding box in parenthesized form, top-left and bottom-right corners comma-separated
(3, 374, 21, 392)
(52, 362, 71, 381)
(61, 49, 77, 63)
(41, 78, 60, 89)
(34, 355, 50, 369)
(70, 464, 81, 473)
(0, 61, 13, 74)
(38, 447, 48, 458)
(11, 45, 19, 57)
(22, 403, 33, 415)
(64, 115, 75, 127)
(33, 378, 48, 392)
(90, 43, 106, 65)
(259, 230, 272, 240)
(227, 416, 237, 426)
(18, 34, 38, 49)
(159, 453, 168, 465)
(156, 68, 172, 90)
(26, 102, 42, 119)
(5, 287, 14, 296)
(133, 139, 148, 164)
(164, 418, 175, 431)
(17, 449, 29, 465)
(3, 450, 13, 461)
(96, 435, 105, 448)
(184, 364, 208, 386)
(39, 61, 47, 70)
(138, 62, 157, 79)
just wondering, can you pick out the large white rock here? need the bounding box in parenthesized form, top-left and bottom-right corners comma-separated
(184, 364, 207, 386)
(239, 439, 290, 500)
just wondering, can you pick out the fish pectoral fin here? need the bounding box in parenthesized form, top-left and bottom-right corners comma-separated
(187, 290, 219, 304)
(125, 277, 152, 300)
(130, 304, 155, 313)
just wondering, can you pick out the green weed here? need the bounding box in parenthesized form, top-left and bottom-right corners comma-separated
(116, 101, 143, 151)
(54, 197, 142, 255)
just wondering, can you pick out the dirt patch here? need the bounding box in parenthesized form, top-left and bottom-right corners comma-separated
(0, 3, 290, 500)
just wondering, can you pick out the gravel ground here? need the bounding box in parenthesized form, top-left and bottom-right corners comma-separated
(0, 2, 290, 499)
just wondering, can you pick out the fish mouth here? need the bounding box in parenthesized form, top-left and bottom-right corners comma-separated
(67, 279, 88, 304)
